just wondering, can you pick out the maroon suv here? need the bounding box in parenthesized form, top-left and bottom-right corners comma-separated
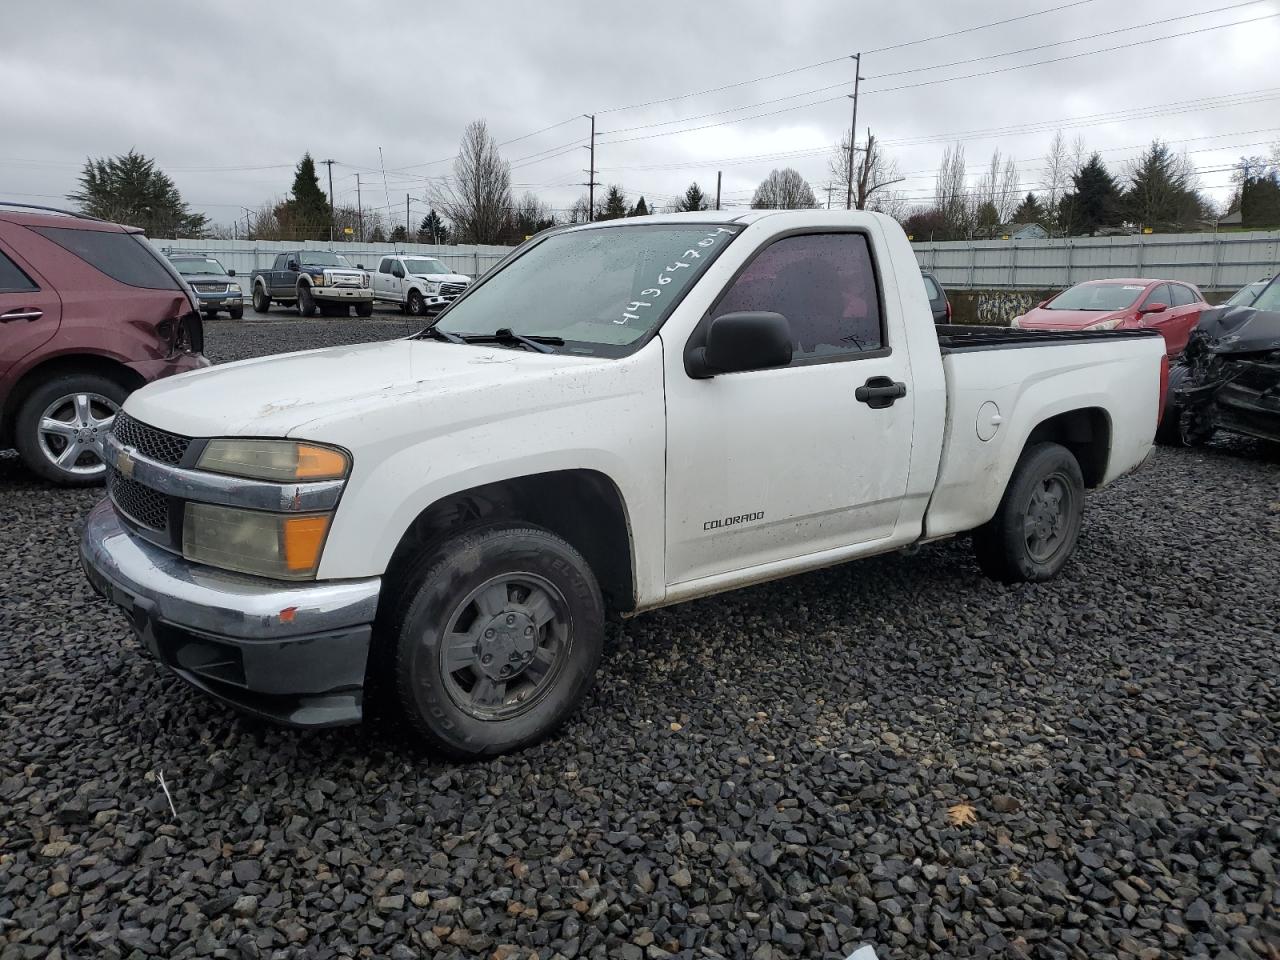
(0, 205, 208, 485)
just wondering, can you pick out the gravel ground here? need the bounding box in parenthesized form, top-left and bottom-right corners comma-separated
(2, 318, 1278, 960)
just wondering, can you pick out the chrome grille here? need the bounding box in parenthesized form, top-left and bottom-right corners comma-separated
(440, 282, 466, 297)
(112, 413, 191, 466)
(192, 282, 229, 293)
(330, 272, 364, 287)
(106, 464, 169, 531)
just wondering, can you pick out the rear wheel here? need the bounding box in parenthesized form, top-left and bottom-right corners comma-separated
(252, 284, 271, 313)
(14, 373, 127, 486)
(385, 525, 604, 759)
(973, 442, 1084, 583)
(297, 284, 317, 317)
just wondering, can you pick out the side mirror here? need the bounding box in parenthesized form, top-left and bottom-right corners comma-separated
(286, 259, 299, 272)
(356, 263, 365, 270)
(1140, 302, 1168, 315)
(686, 312, 793, 379)
(226, 269, 236, 277)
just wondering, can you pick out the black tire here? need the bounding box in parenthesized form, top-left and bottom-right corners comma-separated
(407, 290, 426, 316)
(384, 524, 604, 759)
(13, 373, 129, 486)
(355, 300, 373, 318)
(229, 306, 244, 320)
(252, 284, 271, 313)
(1155, 407, 1184, 446)
(973, 441, 1085, 583)
(297, 284, 318, 317)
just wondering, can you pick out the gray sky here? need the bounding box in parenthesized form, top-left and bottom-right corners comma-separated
(2, 0, 1277, 231)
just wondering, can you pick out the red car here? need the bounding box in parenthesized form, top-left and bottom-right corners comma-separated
(1011, 278, 1207, 358)
(0, 204, 209, 485)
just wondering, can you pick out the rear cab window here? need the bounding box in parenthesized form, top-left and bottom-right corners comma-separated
(0, 249, 38, 292)
(922, 275, 941, 300)
(32, 226, 182, 290)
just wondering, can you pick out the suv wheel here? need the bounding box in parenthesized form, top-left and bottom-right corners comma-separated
(14, 374, 127, 486)
(252, 284, 271, 313)
(384, 525, 604, 759)
(972, 442, 1084, 583)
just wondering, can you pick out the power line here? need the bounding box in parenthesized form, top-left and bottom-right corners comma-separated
(865, 0, 1102, 53)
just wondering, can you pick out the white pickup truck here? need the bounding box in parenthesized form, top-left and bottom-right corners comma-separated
(80, 211, 1166, 758)
(370, 253, 471, 316)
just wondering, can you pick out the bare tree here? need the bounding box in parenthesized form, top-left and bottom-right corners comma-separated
(830, 128, 905, 214)
(751, 168, 818, 209)
(431, 120, 513, 244)
(1040, 130, 1071, 216)
(1070, 134, 1089, 176)
(934, 143, 970, 239)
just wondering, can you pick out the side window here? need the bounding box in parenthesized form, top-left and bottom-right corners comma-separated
(922, 275, 940, 299)
(31, 227, 180, 290)
(0, 249, 38, 293)
(713, 232, 883, 361)
(378, 258, 393, 274)
(273, 254, 286, 270)
(1142, 284, 1169, 308)
(1170, 284, 1196, 306)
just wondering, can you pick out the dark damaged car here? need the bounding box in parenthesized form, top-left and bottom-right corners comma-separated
(1158, 275, 1280, 446)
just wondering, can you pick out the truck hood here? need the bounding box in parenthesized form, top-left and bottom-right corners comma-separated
(123, 338, 602, 438)
(413, 272, 470, 283)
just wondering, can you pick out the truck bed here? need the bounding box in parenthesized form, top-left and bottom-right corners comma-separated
(935, 324, 1161, 353)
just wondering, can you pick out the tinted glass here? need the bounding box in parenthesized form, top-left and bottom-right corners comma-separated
(0, 250, 37, 292)
(922, 275, 941, 299)
(1047, 282, 1146, 311)
(714, 232, 883, 359)
(437, 224, 741, 356)
(1169, 284, 1196, 307)
(404, 258, 449, 275)
(299, 251, 352, 267)
(274, 254, 287, 270)
(33, 227, 181, 290)
(173, 257, 227, 276)
(378, 258, 393, 274)
(1142, 284, 1170, 308)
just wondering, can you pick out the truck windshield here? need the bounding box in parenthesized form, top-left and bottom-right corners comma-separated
(299, 252, 352, 267)
(1047, 283, 1145, 311)
(434, 223, 742, 356)
(404, 258, 449, 275)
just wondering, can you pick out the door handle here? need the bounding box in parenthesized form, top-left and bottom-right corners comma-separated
(855, 376, 907, 409)
(1, 308, 42, 323)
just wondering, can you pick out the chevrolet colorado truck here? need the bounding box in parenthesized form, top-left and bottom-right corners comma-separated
(251, 250, 372, 318)
(80, 210, 1167, 758)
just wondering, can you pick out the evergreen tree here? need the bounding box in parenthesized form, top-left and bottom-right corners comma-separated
(418, 209, 449, 244)
(629, 196, 649, 217)
(1059, 154, 1122, 235)
(389, 225, 409, 242)
(1124, 141, 1202, 231)
(368, 225, 388, 243)
(675, 182, 709, 212)
(69, 150, 207, 237)
(1011, 192, 1047, 225)
(599, 185, 628, 220)
(281, 153, 332, 239)
(1241, 174, 1280, 228)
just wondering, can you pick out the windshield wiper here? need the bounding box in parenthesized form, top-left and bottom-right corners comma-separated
(462, 328, 564, 354)
(416, 326, 466, 344)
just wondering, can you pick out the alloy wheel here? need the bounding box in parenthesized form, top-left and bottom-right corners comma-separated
(36, 392, 119, 478)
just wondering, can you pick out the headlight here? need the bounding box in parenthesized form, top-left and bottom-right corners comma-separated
(362, 273, 370, 288)
(310, 272, 326, 284)
(183, 503, 330, 579)
(197, 439, 350, 482)
(427, 281, 441, 294)
(1084, 318, 1124, 331)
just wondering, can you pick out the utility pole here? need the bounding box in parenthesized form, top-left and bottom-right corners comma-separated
(845, 53, 862, 210)
(406, 194, 411, 244)
(715, 171, 722, 211)
(825, 184, 834, 209)
(321, 158, 336, 241)
(581, 114, 597, 222)
(356, 173, 363, 242)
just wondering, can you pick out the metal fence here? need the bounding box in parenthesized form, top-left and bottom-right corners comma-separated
(912, 230, 1280, 293)
(151, 237, 515, 295)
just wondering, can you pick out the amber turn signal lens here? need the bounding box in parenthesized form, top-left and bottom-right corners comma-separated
(296, 444, 350, 480)
(283, 515, 330, 572)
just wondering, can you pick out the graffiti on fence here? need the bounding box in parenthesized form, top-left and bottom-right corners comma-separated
(976, 291, 1037, 325)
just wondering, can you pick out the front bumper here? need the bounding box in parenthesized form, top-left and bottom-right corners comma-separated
(312, 286, 373, 302)
(79, 499, 381, 727)
(194, 293, 243, 309)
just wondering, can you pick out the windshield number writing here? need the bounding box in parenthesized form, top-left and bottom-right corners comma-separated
(616, 227, 735, 324)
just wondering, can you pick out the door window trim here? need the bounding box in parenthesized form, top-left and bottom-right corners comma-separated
(686, 226, 892, 376)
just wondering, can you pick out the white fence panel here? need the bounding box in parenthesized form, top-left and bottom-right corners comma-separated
(913, 230, 1280, 292)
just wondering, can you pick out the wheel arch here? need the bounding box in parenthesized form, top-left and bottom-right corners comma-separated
(1022, 406, 1111, 488)
(381, 469, 637, 616)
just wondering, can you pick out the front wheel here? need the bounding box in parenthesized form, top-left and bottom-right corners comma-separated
(407, 290, 426, 316)
(385, 525, 604, 759)
(355, 300, 373, 317)
(252, 284, 271, 313)
(973, 442, 1084, 583)
(297, 284, 318, 317)
(229, 306, 244, 320)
